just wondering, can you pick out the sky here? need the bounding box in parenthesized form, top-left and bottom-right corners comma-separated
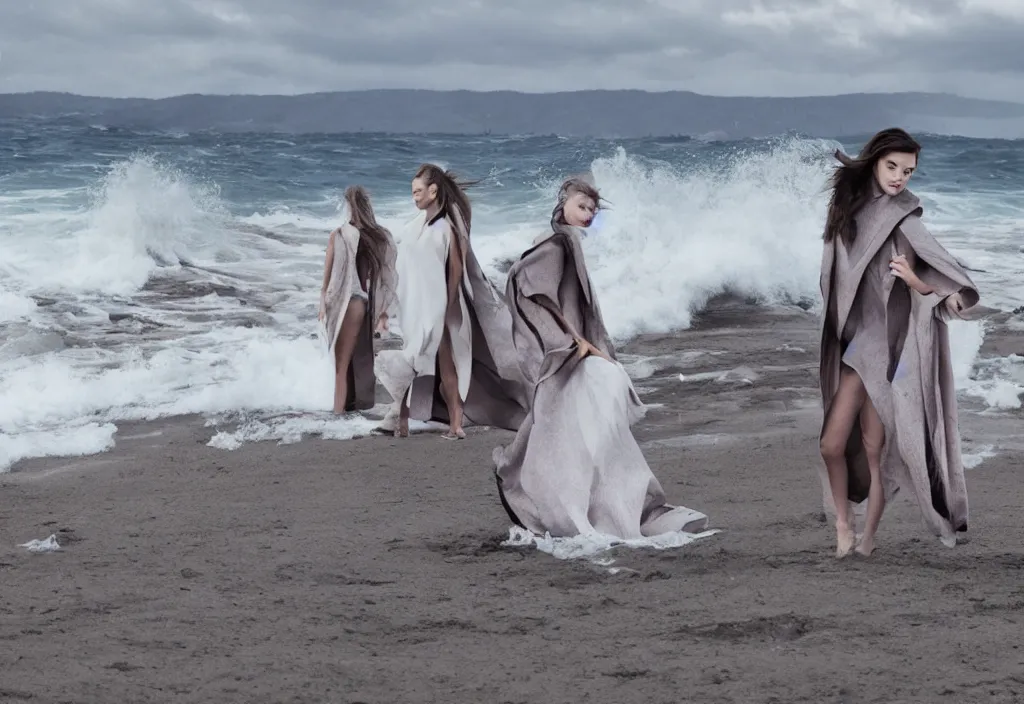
(2, 0, 1024, 101)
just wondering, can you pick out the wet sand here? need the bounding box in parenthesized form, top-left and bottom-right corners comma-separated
(3, 297, 1023, 704)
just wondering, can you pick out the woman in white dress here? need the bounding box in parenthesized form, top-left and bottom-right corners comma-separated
(376, 164, 527, 439)
(318, 186, 397, 414)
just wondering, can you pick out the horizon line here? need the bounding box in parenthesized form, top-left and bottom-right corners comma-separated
(3, 88, 1021, 105)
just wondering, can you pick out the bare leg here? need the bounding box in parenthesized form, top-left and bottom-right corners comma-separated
(819, 366, 867, 557)
(437, 328, 465, 439)
(332, 298, 366, 415)
(855, 397, 886, 556)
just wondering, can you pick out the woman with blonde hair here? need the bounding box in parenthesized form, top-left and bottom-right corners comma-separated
(493, 177, 711, 540)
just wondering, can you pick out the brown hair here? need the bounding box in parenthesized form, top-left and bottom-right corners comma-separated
(344, 185, 391, 285)
(413, 163, 476, 231)
(824, 127, 921, 244)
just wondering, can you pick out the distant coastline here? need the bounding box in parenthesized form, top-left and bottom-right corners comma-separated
(2, 89, 1023, 139)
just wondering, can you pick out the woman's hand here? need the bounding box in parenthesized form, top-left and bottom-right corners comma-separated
(318, 294, 326, 322)
(375, 312, 389, 333)
(575, 336, 610, 362)
(944, 292, 965, 317)
(889, 255, 931, 295)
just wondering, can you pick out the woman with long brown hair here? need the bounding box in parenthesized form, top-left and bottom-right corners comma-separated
(318, 185, 398, 414)
(493, 177, 711, 540)
(819, 127, 982, 557)
(375, 164, 526, 439)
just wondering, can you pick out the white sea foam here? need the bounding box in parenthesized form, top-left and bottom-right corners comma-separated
(0, 423, 117, 470)
(964, 353, 1024, 410)
(962, 444, 998, 469)
(0, 290, 37, 324)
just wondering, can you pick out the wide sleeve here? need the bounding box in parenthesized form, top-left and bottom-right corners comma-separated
(515, 238, 565, 302)
(375, 229, 400, 319)
(895, 219, 980, 320)
(508, 240, 576, 364)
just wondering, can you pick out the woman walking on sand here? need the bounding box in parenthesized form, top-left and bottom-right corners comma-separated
(375, 164, 527, 439)
(818, 128, 983, 557)
(493, 177, 711, 540)
(318, 186, 398, 415)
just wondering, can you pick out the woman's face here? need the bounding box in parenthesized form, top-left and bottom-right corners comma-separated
(873, 151, 917, 196)
(411, 177, 437, 210)
(564, 192, 597, 227)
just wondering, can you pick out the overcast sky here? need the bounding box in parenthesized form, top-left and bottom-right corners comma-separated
(2, 0, 1023, 101)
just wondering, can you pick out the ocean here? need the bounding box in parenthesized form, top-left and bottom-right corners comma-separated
(2, 119, 1022, 469)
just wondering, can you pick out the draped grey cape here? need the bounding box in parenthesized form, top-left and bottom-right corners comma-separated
(493, 222, 710, 538)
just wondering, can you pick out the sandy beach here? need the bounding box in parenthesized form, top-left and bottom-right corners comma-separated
(3, 296, 1023, 704)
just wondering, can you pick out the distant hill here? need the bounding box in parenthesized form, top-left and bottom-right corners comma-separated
(2, 89, 1023, 139)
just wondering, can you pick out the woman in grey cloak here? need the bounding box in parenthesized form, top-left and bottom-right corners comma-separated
(819, 128, 982, 558)
(318, 186, 398, 414)
(493, 178, 710, 540)
(375, 164, 527, 439)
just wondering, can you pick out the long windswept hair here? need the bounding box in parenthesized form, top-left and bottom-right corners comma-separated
(824, 127, 922, 244)
(344, 185, 391, 285)
(414, 163, 477, 232)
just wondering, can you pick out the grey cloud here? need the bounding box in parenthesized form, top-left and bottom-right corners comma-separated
(0, 0, 1022, 101)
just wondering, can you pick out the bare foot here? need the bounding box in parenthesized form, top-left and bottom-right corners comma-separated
(855, 535, 875, 557)
(836, 523, 856, 558)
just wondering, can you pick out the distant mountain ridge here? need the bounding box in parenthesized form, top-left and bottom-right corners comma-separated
(2, 89, 1023, 139)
